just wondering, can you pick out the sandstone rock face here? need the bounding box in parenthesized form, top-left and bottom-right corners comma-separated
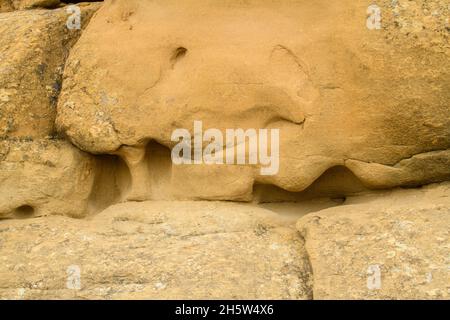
(0, 201, 312, 299)
(0, 0, 14, 12)
(0, 4, 100, 139)
(0, 139, 95, 218)
(297, 182, 450, 300)
(1, 185, 448, 300)
(0, 4, 102, 218)
(56, 0, 450, 202)
(11, 0, 60, 10)
(0, 0, 448, 301)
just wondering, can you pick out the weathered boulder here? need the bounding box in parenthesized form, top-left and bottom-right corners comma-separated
(0, 0, 14, 12)
(0, 139, 96, 218)
(0, 0, 448, 302)
(11, 0, 60, 10)
(56, 0, 450, 202)
(0, 201, 312, 299)
(1, 1, 103, 11)
(297, 182, 450, 299)
(0, 4, 100, 139)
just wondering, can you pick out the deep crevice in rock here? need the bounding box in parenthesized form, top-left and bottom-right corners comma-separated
(13, 205, 35, 218)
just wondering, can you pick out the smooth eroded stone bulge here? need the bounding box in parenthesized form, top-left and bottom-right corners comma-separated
(56, 0, 450, 201)
(0, 139, 95, 218)
(297, 182, 450, 299)
(0, 4, 100, 139)
(0, 201, 312, 299)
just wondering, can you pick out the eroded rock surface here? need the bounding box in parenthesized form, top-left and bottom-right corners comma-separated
(297, 182, 450, 299)
(0, 4, 100, 139)
(0, 139, 95, 218)
(0, 0, 448, 301)
(0, 0, 14, 12)
(56, 0, 450, 201)
(11, 0, 60, 10)
(1, 1, 101, 12)
(0, 201, 312, 299)
(0, 4, 102, 218)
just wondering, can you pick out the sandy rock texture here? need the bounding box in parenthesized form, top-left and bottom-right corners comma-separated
(0, 1, 99, 12)
(0, 4, 100, 139)
(0, 0, 448, 301)
(0, 201, 312, 299)
(297, 182, 450, 300)
(0, 139, 95, 218)
(0, 0, 13, 12)
(56, 0, 450, 202)
(0, 4, 102, 218)
(11, 0, 60, 10)
(1, 185, 448, 300)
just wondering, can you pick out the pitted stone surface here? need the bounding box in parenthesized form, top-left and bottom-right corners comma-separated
(56, 0, 450, 201)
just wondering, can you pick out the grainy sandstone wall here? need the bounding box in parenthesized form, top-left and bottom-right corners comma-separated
(0, 0, 448, 300)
